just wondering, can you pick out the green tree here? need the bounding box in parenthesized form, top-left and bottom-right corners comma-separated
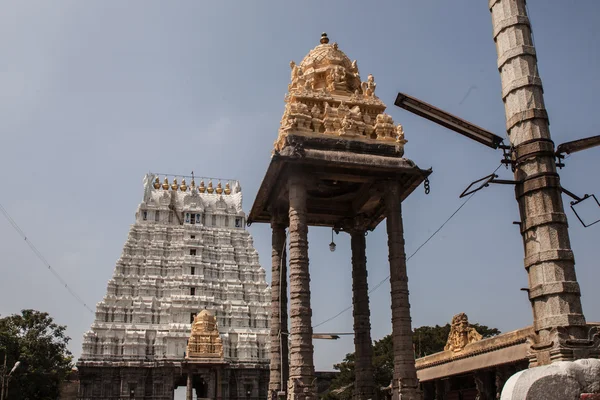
(0, 309, 73, 400)
(413, 323, 500, 358)
(323, 322, 500, 399)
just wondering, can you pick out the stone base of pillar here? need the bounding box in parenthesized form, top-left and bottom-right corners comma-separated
(527, 327, 600, 367)
(500, 359, 600, 400)
(392, 383, 423, 400)
(287, 379, 316, 400)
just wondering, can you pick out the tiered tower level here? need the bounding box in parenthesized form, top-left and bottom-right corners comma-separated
(80, 174, 270, 365)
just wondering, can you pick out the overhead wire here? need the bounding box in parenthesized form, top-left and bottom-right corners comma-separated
(312, 164, 504, 329)
(0, 201, 95, 314)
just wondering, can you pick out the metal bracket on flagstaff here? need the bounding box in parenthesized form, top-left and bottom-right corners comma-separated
(560, 188, 600, 228)
(459, 174, 518, 198)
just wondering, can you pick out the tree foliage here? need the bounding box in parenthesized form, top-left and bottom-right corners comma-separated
(324, 322, 500, 400)
(0, 309, 73, 400)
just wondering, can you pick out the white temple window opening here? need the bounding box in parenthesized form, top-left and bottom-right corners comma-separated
(190, 287, 196, 296)
(142, 211, 147, 221)
(191, 266, 195, 275)
(154, 211, 159, 222)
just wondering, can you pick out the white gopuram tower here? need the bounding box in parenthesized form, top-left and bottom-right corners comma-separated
(77, 173, 271, 400)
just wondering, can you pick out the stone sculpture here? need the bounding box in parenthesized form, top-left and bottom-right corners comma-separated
(274, 33, 407, 156)
(444, 313, 483, 352)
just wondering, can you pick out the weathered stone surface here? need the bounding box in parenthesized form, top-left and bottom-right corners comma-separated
(500, 359, 600, 400)
(287, 173, 316, 400)
(350, 228, 374, 400)
(269, 221, 289, 396)
(385, 182, 422, 400)
(490, 0, 589, 365)
(444, 313, 483, 353)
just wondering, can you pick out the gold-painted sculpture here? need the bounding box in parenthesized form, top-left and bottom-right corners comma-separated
(444, 313, 483, 353)
(224, 183, 231, 195)
(153, 177, 161, 189)
(207, 181, 214, 194)
(186, 310, 224, 359)
(171, 178, 178, 191)
(199, 180, 206, 193)
(162, 178, 170, 190)
(216, 182, 223, 195)
(180, 179, 187, 192)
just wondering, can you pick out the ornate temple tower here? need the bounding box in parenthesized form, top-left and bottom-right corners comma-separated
(250, 34, 431, 400)
(77, 175, 270, 400)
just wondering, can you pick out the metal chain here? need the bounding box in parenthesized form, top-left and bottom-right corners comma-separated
(424, 177, 431, 195)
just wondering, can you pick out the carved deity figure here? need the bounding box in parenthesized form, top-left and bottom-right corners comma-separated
(395, 124, 406, 144)
(289, 60, 305, 90)
(362, 74, 377, 97)
(327, 65, 348, 91)
(444, 313, 483, 352)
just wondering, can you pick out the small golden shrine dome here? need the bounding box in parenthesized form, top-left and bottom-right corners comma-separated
(299, 33, 353, 72)
(186, 310, 224, 359)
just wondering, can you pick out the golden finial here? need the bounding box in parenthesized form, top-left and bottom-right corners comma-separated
(171, 178, 178, 191)
(224, 183, 231, 195)
(320, 32, 329, 44)
(199, 180, 206, 193)
(162, 177, 169, 190)
(153, 177, 160, 189)
(180, 178, 187, 191)
(216, 182, 223, 195)
(207, 181, 214, 194)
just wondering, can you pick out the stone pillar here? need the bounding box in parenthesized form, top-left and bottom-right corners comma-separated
(385, 182, 421, 400)
(287, 173, 315, 399)
(350, 227, 374, 400)
(474, 370, 494, 400)
(422, 382, 435, 400)
(434, 380, 446, 400)
(490, 0, 589, 365)
(216, 369, 223, 400)
(186, 373, 193, 400)
(270, 218, 289, 397)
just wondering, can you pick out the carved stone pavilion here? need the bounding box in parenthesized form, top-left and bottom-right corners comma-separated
(248, 33, 431, 400)
(77, 175, 270, 400)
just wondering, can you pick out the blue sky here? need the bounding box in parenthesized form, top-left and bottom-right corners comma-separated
(1, 1, 599, 374)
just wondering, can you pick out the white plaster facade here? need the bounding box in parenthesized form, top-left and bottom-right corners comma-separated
(80, 174, 270, 365)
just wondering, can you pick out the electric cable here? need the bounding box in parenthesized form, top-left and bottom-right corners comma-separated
(0, 201, 94, 314)
(312, 164, 503, 329)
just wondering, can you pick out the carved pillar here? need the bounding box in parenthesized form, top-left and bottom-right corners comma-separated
(494, 366, 510, 400)
(422, 382, 435, 400)
(216, 368, 223, 400)
(434, 380, 445, 400)
(270, 218, 289, 397)
(489, 0, 589, 365)
(474, 370, 494, 400)
(349, 224, 374, 400)
(287, 172, 315, 399)
(385, 182, 421, 400)
(186, 373, 193, 400)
